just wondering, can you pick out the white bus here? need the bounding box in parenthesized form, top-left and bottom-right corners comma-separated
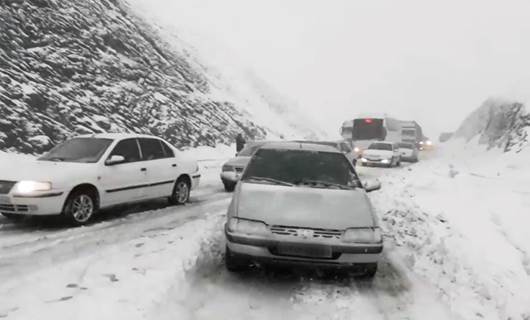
(341, 116, 402, 153)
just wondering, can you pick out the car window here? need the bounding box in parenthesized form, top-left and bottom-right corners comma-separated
(39, 138, 112, 163)
(398, 143, 414, 149)
(238, 143, 265, 156)
(242, 149, 361, 188)
(139, 138, 165, 160)
(160, 141, 175, 158)
(109, 138, 141, 163)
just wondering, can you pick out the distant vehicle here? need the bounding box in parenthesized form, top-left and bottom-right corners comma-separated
(0, 134, 201, 225)
(340, 116, 402, 154)
(439, 132, 453, 143)
(397, 142, 419, 162)
(224, 142, 383, 277)
(293, 140, 358, 165)
(360, 141, 401, 167)
(400, 121, 423, 147)
(220, 141, 271, 192)
(419, 137, 434, 150)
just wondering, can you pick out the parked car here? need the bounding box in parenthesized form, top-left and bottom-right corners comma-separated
(294, 140, 358, 165)
(224, 142, 383, 277)
(397, 142, 419, 162)
(0, 134, 201, 225)
(220, 141, 271, 192)
(360, 141, 401, 167)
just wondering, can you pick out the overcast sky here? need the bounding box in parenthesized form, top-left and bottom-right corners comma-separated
(129, 0, 530, 137)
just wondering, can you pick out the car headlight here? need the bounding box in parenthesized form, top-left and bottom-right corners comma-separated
(222, 164, 234, 172)
(342, 227, 382, 243)
(227, 218, 270, 236)
(381, 159, 390, 164)
(425, 140, 433, 146)
(361, 158, 368, 162)
(354, 147, 361, 153)
(13, 181, 52, 194)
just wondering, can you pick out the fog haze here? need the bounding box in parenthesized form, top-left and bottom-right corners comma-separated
(129, 0, 530, 137)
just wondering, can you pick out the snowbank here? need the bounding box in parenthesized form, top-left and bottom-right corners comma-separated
(371, 145, 530, 319)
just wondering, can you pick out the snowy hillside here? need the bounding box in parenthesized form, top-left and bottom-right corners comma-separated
(454, 98, 530, 152)
(0, 0, 315, 154)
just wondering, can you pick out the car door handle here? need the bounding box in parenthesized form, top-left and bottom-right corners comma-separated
(140, 168, 147, 172)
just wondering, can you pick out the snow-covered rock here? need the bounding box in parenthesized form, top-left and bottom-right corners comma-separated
(0, 0, 315, 154)
(454, 98, 530, 152)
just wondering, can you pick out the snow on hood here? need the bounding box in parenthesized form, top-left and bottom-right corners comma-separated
(0, 157, 93, 182)
(236, 182, 376, 229)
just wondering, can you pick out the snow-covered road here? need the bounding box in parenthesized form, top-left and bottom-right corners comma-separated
(1, 148, 529, 320)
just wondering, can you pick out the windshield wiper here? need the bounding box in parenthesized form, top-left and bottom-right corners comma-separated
(42, 157, 65, 162)
(295, 179, 355, 190)
(244, 176, 295, 187)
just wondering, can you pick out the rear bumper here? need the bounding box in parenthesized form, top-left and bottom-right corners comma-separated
(191, 173, 201, 190)
(220, 172, 240, 184)
(226, 231, 383, 267)
(0, 192, 66, 216)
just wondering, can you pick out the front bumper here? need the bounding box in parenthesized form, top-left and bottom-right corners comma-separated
(0, 192, 67, 216)
(226, 229, 383, 268)
(360, 158, 391, 167)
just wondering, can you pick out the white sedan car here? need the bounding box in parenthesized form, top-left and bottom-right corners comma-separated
(360, 141, 401, 167)
(0, 134, 201, 225)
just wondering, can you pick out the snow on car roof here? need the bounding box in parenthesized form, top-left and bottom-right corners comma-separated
(260, 142, 341, 153)
(76, 133, 162, 140)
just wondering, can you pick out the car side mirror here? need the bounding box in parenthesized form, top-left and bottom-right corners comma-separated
(105, 155, 125, 166)
(363, 179, 382, 192)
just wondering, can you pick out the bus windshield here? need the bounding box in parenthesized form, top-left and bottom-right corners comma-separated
(352, 118, 385, 140)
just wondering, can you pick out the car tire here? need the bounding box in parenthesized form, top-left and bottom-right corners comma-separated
(225, 246, 250, 272)
(357, 263, 378, 279)
(1, 213, 25, 221)
(169, 177, 191, 205)
(223, 182, 236, 192)
(62, 189, 98, 226)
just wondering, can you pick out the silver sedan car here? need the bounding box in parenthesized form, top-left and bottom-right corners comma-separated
(224, 142, 383, 277)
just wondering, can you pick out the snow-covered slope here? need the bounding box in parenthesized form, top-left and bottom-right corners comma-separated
(0, 0, 317, 154)
(453, 98, 529, 152)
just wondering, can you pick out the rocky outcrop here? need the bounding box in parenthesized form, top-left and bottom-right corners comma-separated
(0, 0, 267, 153)
(454, 98, 530, 152)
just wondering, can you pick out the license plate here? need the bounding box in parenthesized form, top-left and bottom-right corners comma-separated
(0, 195, 11, 204)
(276, 244, 332, 258)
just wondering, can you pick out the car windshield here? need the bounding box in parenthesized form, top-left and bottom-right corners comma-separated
(237, 143, 266, 156)
(368, 143, 392, 151)
(39, 138, 113, 163)
(242, 149, 361, 189)
(398, 143, 414, 149)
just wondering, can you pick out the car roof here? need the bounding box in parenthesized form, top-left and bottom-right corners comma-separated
(260, 142, 342, 153)
(370, 141, 395, 145)
(76, 133, 163, 140)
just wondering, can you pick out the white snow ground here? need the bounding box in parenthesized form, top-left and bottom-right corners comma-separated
(0, 143, 529, 320)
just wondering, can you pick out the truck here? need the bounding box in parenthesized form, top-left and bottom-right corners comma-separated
(400, 121, 423, 146)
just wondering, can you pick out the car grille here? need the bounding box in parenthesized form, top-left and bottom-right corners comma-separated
(271, 225, 343, 240)
(0, 204, 29, 213)
(234, 167, 244, 173)
(0, 181, 16, 194)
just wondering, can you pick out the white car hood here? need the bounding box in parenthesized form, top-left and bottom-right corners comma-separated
(236, 182, 376, 229)
(362, 149, 393, 159)
(0, 158, 93, 182)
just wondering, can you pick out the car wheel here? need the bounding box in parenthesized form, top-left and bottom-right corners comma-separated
(1, 213, 25, 221)
(357, 263, 378, 279)
(225, 246, 250, 272)
(62, 190, 98, 226)
(223, 182, 236, 192)
(169, 178, 191, 205)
